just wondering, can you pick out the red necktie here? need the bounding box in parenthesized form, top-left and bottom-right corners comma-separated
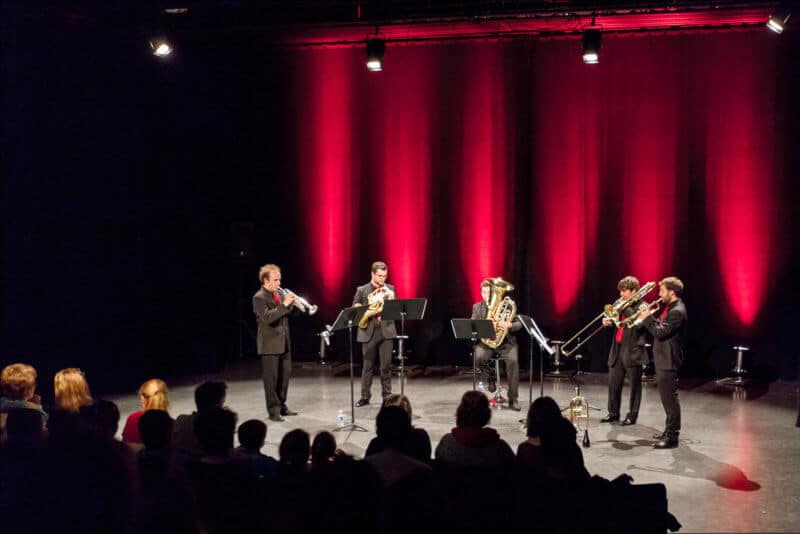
(273, 292, 280, 306)
(659, 306, 668, 323)
(615, 316, 626, 343)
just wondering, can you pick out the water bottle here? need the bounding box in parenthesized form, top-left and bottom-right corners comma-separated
(477, 381, 485, 393)
(337, 409, 345, 428)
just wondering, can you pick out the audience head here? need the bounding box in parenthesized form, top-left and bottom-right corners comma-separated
(375, 405, 412, 449)
(526, 396, 563, 438)
(139, 378, 169, 411)
(195, 407, 237, 456)
(384, 394, 413, 419)
(237, 419, 267, 452)
(194, 380, 227, 412)
(1, 363, 38, 401)
(139, 409, 174, 450)
(279, 429, 310, 468)
(54, 368, 93, 413)
(81, 399, 121, 439)
(456, 390, 491, 429)
(311, 431, 337, 468)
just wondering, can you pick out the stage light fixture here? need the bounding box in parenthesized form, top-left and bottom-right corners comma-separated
(767, 9, 791, 33)
(582, 29, 602, 64)
(366, 38, 385, 72)
(150, 38, 172, 57)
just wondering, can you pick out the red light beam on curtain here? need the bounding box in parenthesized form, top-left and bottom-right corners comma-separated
(295, 49, 356, 309)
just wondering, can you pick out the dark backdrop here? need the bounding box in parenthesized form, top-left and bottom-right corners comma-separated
(2, 9, 798, 394)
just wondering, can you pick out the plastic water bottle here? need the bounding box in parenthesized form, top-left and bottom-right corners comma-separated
(337, 409, 345, 428)
(477, 381, 485, 393)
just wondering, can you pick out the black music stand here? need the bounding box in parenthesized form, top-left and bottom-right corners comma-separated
(382, 298, 428, 396)
(451, 319, 495, 391)
(517, 315, 554, 403)
(331, 305, 370, 433)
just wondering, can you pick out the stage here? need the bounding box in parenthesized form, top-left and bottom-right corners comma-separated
(107, 359, 800, 533)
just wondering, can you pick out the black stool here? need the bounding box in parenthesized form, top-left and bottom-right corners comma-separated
(716, 345, 751, 387)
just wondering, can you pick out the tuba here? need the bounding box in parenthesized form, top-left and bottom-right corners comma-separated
(357, 285, 394, 329)
(481, 277, 517, 349)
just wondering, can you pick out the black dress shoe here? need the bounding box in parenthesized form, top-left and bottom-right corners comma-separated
(654, 436, 679, 449)
(600, 415, 620, 423)
(652, 431, 666, 440)
(509, 402, 521, 412)
(355, 398, 370, 407)
(620, 417, 637, 426)
(268, 414, 285, 422)
(280, 406, 298, 416)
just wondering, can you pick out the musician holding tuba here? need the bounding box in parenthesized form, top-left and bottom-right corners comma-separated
(599, 276, 648, 427)
(252, 263, 299, 422)
(353, 261, 397, 407)
(471, 278, 522, 411)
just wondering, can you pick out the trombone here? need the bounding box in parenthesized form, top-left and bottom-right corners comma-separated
(561, 281, 655, 357)
(622, 297, 663, 328)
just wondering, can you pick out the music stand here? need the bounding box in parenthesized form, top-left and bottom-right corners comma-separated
(381, 298, 428, 395)
(451, 319, 495, 391)
(330, 305, 370, 433)
(517, 315, 554, 403)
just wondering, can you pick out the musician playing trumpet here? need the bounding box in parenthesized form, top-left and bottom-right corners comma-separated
(472, 279, 522, 411)
(600, 276, 647, 426)
(353, 261, 397, 407)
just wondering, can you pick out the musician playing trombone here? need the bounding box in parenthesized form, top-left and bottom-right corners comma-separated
(353, 261, 397, 407)
(600, 276, 647, 426)
(472, 279, 522, 411)
(253, 264, 299, 422)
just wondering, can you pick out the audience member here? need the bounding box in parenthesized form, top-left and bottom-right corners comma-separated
(53, 367, 93, 413)
(173, 380, 226, 457)
(122, 378, 170, 444)
(310, 430, 337, 471)
(435, 390, 515, 467)
(79, 398, 121, 441)
(365, 394, 432, 461)
(517, 396, 562, 474)
(234, 419, 278, 481)
(1, 363, 47, 442)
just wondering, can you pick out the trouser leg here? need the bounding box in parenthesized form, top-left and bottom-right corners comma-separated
(360, 330, 383, 400)
(261, 354, 281, 416)
(277, 351, 291, 406)
(656, 369, 680, 436)
(627, 365, 642, 419)
(474, 345, 492, 385)
(378, 338, 393, 400)
(499, 344, 519, 403)
(607, 357, 625, 417)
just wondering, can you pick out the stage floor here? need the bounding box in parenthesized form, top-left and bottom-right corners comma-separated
(108, 360, 800, 533)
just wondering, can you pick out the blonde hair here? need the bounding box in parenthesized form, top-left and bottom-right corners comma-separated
(384, 394, 413, 419)
(1, 363, 37, 401)
(140, 378, 170, 411)
(54, 368, 93, 413)
(258, 264, 280, 284)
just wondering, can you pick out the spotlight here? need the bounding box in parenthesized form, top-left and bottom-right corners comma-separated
(582, 29, 602, 64)
(149, 38, 172, 57)
(366, 38, 385, 72)
(767, 9, 791, 34)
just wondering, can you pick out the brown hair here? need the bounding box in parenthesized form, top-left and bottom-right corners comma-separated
(480, 279, 491, 289)
(258, 264, 280, 284)
(1, 363, 37, 401)
(371, 261, 387, 273)
(617, 276, 640, 292)
(140, 378, 170, 411)
(384, 394, 413, 419)
(54, 368, 93, 413)
(659, 276, 684, 296)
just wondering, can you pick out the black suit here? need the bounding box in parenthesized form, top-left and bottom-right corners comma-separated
(471, 301, 522, 403)
(606, 302, 646, 421)
(353, 282, 397, 401)
(641, 299, 687, 437)
(253, 287, 292, 417)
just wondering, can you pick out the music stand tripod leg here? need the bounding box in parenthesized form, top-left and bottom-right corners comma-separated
(334, 320, 368, 433)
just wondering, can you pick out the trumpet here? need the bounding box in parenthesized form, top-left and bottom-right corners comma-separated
(561, 281, 655, 357)
(623, 297, 663, 328)
(278, 287, 318, 315)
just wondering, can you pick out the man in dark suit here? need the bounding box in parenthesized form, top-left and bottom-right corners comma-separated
(600, 276, 647, 426)
(252, 264, 298, 422)
(471, 279, 522, 411)
(637, 276, 687, 449)
(353, 261, 397, 407)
